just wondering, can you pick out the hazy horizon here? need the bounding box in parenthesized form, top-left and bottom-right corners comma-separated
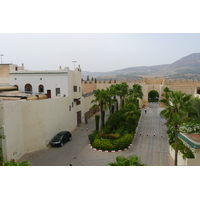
(1, 33, 200, 73)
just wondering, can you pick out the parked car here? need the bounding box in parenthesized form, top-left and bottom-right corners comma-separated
(50, 131, 72, 147)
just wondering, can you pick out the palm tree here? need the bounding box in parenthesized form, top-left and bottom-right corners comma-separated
(91, 89, 108, 130)
(129, 84, 143, 100)
(162, 87, 171, 101)
(114, 82, 129, 108)
(160, 91, 193, 166)
(105, 87, 117, 114)
(107, 155, 146, 166)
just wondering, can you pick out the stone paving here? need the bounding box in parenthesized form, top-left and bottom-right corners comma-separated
(19, 102, 174, 166)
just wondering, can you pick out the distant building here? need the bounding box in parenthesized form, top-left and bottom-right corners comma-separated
(0, 63, 24, 84)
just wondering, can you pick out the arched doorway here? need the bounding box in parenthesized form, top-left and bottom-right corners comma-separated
(24, 84, 32, 94)
(148, 90, 159, 103)
(38, 85, 44, 93)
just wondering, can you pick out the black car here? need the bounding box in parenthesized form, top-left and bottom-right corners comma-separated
(50, 131, 72, 147)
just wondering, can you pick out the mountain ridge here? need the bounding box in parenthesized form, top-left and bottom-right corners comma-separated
(82, 53, 200, 80)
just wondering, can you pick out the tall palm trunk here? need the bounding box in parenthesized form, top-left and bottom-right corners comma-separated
(174, 130, 178, 166)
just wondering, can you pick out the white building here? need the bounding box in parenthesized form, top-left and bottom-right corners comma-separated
(9, 66, 82, 99)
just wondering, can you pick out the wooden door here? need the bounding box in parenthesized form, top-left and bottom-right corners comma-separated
(47, 90, 51, 98)
(77, 111, 81, 126)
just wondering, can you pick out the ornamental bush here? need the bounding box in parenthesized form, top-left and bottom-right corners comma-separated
(88, 130, 99, 145)
(92, 133, 134, 151)
(92, 138, 115, 150)
(99, 132, 121, 139)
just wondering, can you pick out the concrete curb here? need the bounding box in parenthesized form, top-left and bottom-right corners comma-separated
(89, 139, 134, 152)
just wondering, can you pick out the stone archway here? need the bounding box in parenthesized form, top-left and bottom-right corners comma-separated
(148, 90, 159, 102)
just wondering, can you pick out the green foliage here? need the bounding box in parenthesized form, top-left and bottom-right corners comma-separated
(127, 116, 134, 133)
(88, 130, 99, 145)
(3, 159, 30, 166)
(92, 139, 115, 150)
(92, 133, 133, 151)
(170, 139, 194, 159)
(90, 82, 142, 151)
(103, 110, 126, 132)
(95, 115, 100, 132)
(108, 155, 146, 166)
(179, 121, 200, 134)
(100, 132, 121, 139)
(189, 97, 200, 121)
(160, 90, 193, 165)
(102, 110, 105, 129)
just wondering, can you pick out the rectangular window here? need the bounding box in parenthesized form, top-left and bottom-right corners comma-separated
(69, 105, 71, 111)
(73, 86, 77, 92)
(76, 100, 81, 105)
(79, 86, 81, 93)
(56, 88, 60, 96)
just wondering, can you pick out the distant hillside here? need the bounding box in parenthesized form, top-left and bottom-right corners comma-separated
(82, 53, 200, 80)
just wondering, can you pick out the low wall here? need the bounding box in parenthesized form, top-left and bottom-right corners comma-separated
(169, 145, 200, 166)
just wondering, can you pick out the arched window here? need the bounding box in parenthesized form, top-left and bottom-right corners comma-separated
(25, 84, 32, 94)
(14, 85, 18, 90)
(38, 85, 44, 93)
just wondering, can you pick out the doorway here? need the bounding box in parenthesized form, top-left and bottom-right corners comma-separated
(77, 111, 81, 126)
(148, 90, 159, 102)
(47, 90, 51, 98)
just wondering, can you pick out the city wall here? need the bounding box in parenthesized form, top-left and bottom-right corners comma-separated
(82, 77, 200, 107)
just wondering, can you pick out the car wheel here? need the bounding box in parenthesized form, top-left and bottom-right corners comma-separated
(60, 142, 63, 147)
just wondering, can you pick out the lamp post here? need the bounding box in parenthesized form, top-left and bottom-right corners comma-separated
(72, 61, 77, 70)
(0, 54, 3, 64)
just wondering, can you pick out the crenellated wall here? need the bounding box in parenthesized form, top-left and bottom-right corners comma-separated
(82, 77, 200, 108)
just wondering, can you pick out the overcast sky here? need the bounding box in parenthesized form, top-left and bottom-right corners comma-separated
(1, 33, 200, 72)
(1, 1, 200, 73)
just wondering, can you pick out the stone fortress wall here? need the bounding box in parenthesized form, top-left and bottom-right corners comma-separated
(82, 77, 200, 107)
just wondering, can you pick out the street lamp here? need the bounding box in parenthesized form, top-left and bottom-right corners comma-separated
(72, 61, 77, 70)
(0, 54, 4, 64)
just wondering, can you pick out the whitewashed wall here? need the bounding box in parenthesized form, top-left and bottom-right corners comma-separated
(10, 73, 69, 98)
(169, 145, 200, 166)
(0, 97, 84, 161)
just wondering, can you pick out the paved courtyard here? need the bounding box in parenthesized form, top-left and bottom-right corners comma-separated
(19, 102, 174, 166)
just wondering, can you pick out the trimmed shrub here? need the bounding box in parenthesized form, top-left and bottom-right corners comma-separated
(92, 139, 115, 150)
(92, 133, 134, 151)
(88, 130, 99, 145)
(111, 134, 134, 150)
(100, 132, 121, 139)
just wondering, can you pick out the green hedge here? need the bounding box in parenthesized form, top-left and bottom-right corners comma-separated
(91, 133, 134, 151)
(88, 131, 99, 144)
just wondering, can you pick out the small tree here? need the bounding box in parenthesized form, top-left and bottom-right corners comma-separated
(95, 115, 100, 132)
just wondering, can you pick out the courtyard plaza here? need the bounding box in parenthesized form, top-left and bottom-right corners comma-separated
(19, 102, 173, 166)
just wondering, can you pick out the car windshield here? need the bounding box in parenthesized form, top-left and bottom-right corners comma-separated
(54, 133, 64, 140)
